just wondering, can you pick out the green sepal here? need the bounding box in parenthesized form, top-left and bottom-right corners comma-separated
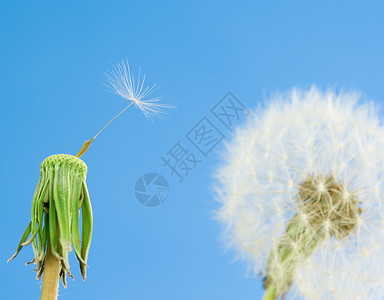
(53, 164, 71, 252)
(48, 172, 61, 261)
(7, 221, 32, 262)
(70, 173, 87, 266)
(22, 179, 48, 247)
(31, 170, 46, 256)
(37, 211, 49, 263)
(80, 179, 93, 280)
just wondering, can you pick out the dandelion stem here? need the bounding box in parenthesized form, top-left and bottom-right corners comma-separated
(40, 239, 60, 300)
(263, 284, 277, 300)
(75, 101, 134, 158)
(265, 213, 326, 297)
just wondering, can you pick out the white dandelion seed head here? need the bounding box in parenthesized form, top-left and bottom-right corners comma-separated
(214, 86, 384, 299)
(104, 59, 174, 121)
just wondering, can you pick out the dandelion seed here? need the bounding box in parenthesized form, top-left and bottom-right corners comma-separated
(76, 59, 174, 158)
(214, 86, 384, 299)
(104, 59, 173, 121)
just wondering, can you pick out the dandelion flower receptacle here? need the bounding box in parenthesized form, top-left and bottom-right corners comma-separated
(8, 154, 93, 287)
(215, 87, 384, 299)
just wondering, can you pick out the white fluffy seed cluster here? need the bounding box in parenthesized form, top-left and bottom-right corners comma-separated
(214, 86, 384, 300)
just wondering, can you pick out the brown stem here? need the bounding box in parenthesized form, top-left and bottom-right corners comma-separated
(40, 240, 61, 300)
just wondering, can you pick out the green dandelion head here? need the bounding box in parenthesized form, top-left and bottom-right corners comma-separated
(8, 154, 93, 287)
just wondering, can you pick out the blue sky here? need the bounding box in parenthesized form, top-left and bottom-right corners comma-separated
(1, 1, 383, 299)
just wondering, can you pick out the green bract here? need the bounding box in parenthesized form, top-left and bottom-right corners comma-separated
(8, 154, 93, 286)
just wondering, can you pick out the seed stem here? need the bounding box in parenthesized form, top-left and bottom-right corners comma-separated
(40, 240, 61, 300)
(76, 101, 135, 158)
